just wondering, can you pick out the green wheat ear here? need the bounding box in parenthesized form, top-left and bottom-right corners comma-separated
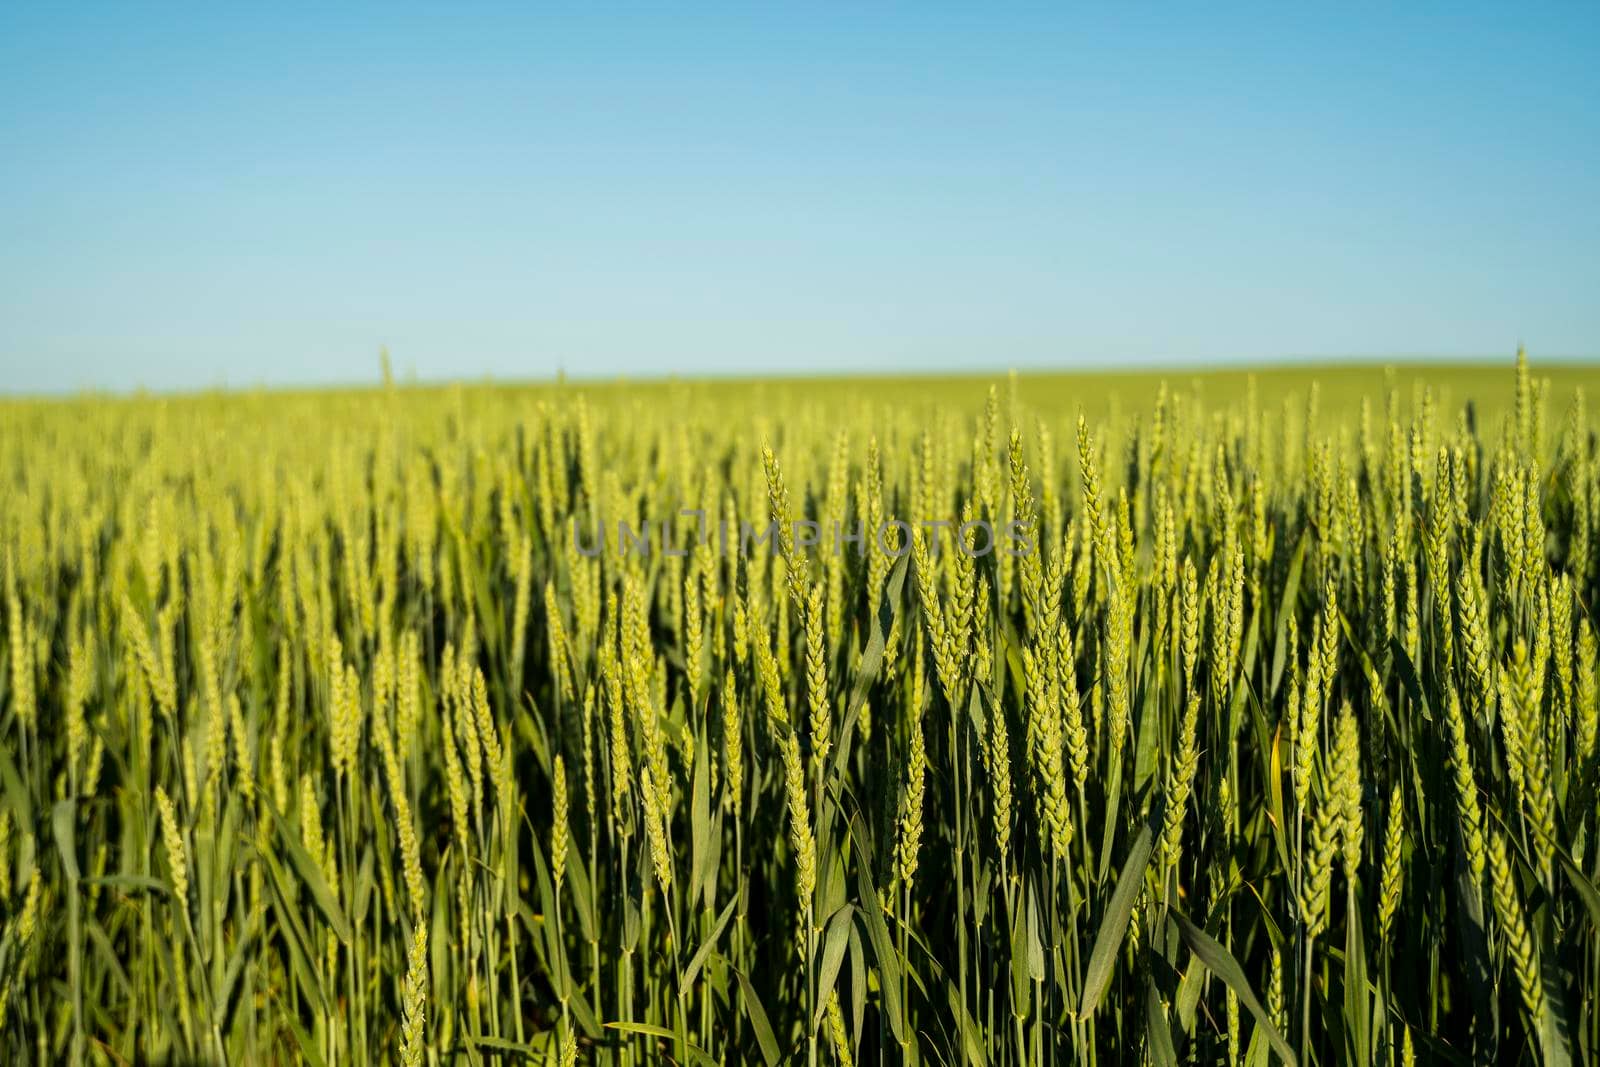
(551, 754, 570, 897)
(1332, 703, 1364, 880)
(399, 924, 428, 1067)
(154, 786, 189, 908)
(1488, 826, 1545, 1028)
(782, 730, 817, 915)
(1376, 782, 1406, 945)
(1160, 692, 1201, 878)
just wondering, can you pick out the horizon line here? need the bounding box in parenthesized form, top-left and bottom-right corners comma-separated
(4, 349, 1596, 403)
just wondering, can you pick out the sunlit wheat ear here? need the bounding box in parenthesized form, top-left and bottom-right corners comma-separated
(1075, 414, 1110, 571)
(372, 640, 396, 730)
(326, 635, 359, 781)
(1455, 563, 1492, 699)
(1007, 428, 1045, 633)
(439, 706, 471, 859)
(64, 627, 92, 780)
(601, 649, 633, 843)
(1316, 570, 1340, 693)
(1522, 462, 1546, 590)
(6, 560, 36, 734)
(576, 681, 598, 842)
(893, 703, 930, 874)
(15, 864, 43, 965)
(782, 730, 817, 931)
(731, 589, 751, 669)
(1497, 641, 1556, 878)
(154, 786, 189, 910)
(1160, 692, 1201, 878)
(1331, 703, 1363, 880)
(1020, 640, 1071, 860)
(1225, 985, 1241, 1065)
(395, 630, 421, 763)
(1179, 557, 1199, 690)
(762, 445, 807, 607)
(551, 754, 570, 899)
(1300, 769, 1340, 940)
(1488, 826, 1545, 1028)
(399, 923, 428, 1067)
(683, 570, 705, 709)
(721, 668, 744, 817)
(825, 991, 855, 1067)
(640, 757, 674, 896)
(803, 582, 832, 767)
(1293, 637, 1321, 815)
(1577, 618, 1598, 768)
(377, 721, 426, 922)
(1376, 782, 1406, 945)
(752, 622, 788, 727)
(121, 595, 168, 717)
(1548, 574, 1574, 712)
(985, 679, 1014, 862)
(1268, 945, 1286, 1032)
(467, 668, 505, 792)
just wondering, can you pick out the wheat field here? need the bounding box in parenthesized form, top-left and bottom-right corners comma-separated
(2, 353, 1599, 1065)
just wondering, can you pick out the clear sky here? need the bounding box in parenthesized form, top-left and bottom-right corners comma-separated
(2, 4, 1597, 393)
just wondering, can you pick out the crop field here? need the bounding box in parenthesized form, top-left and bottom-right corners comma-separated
(5, 353, 1600, 1066)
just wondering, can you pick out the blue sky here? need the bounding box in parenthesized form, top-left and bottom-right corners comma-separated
(2, 4, 1596, 392)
